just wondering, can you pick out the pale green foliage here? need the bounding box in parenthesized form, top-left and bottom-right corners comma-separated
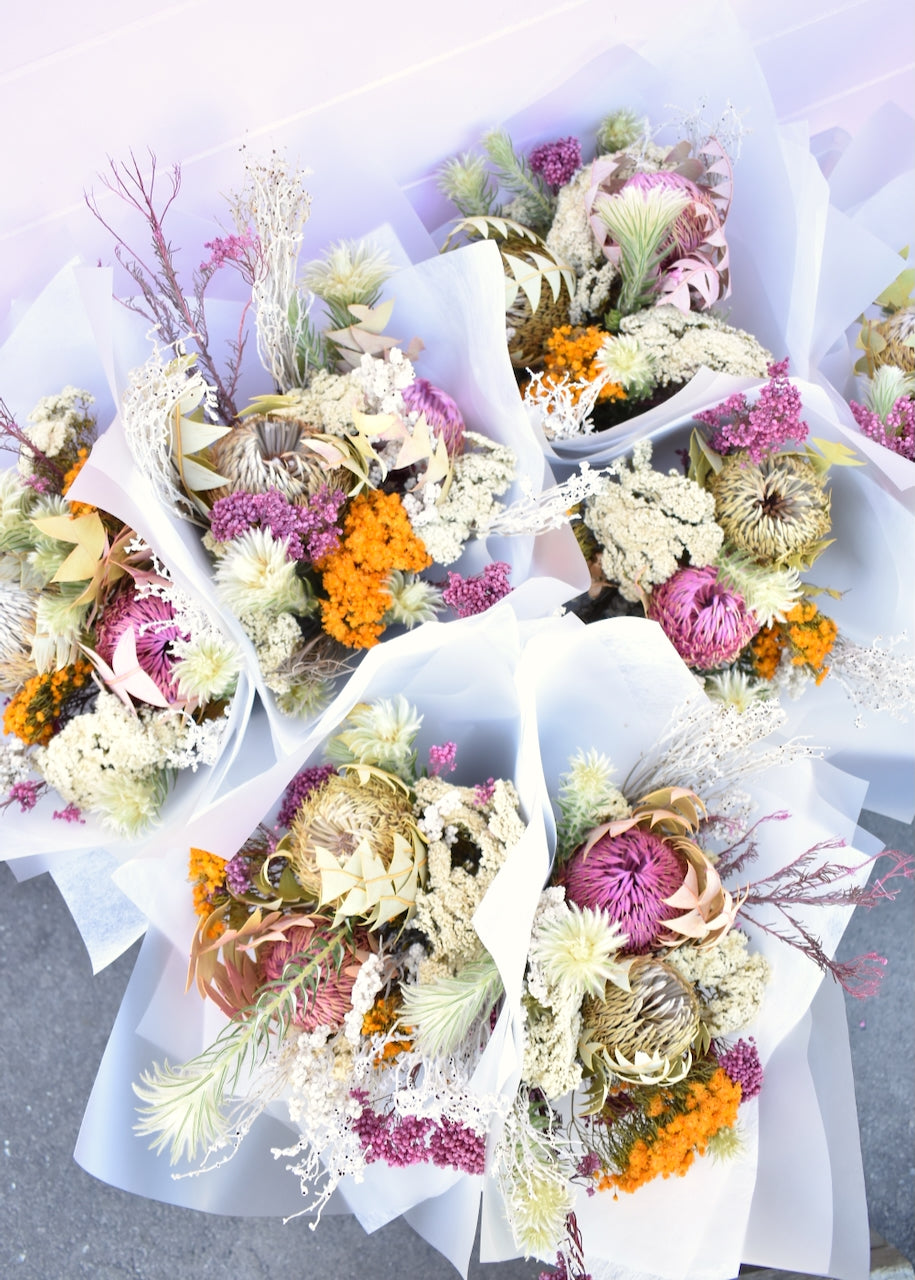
(134, 940, 345, 1165)
(596, 185, 689, 315)
(596, 107, 647, 155)
(556, 748, 628, 859)
(437, 152, 497, 217)
(398, 951, 504, 1058)
(481, 128, 555, 232)
(324, 695, 422, 781)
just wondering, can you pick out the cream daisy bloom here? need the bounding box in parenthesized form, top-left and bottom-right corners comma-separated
(214, 527, 311, 616)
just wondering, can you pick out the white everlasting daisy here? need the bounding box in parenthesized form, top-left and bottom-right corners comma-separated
(531, 902, 631, 999)
(215, 527, 312, 616)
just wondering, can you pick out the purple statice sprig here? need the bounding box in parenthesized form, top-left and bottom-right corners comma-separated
(441, 561, 512, 619)
(529, 136, 583, 194)
(52, 803, 85, 824)
(209, 485, 346, 562)
(717, 1037, 764, 1100)
(6, 780, 42, 813)
(350, 1091, 486, 1175)
(695, 359, 808, 462)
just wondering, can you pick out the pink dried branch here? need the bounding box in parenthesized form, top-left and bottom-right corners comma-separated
(86, 150, 243, 422)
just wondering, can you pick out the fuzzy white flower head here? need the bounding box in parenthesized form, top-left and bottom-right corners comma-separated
(170, 632, 242, 702)
(717, 549, 803, 628)
(531, 901, 631, 999)
(704, 669, 771, 713)
(325, 695, 423, 778)
(595, 332, 658, 399)
(383, 570, 442, 629)
(91, 768, 169, 838)
(302, 239, 392, 309)
(215, 527, 311, 616)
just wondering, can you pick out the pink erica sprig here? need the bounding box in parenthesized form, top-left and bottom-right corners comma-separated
(86, 151, 255, 422)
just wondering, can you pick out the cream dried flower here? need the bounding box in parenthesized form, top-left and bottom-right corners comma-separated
(215, 527, 313, 616)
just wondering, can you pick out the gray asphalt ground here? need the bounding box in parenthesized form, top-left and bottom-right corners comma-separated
(1, 809, 911, 1280)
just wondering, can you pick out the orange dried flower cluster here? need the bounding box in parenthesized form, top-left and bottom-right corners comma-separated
(62, 447, 94, 516)
(362, 993, 413, 1065)
(188, 846, 228, 935)
(3, 658, 93, 746)
(316, 490, 432, 650)
(537, 325, 625, 405)
(751, 599, 838, 685)
(598, 1069, 742, 1194)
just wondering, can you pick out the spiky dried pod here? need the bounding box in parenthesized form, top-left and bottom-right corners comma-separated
(208, 415, 347, 504)
(288, 769, 427, 929)
(581, 955, 700, 1071)
(711, 452, 831, 567)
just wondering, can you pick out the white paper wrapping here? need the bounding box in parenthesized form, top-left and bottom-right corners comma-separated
(501, 613, 876, 1280)
(68, 232, 587, 757)
(550, 373, 915, 821)
(397, 8, 909, 474)
(74, 609, 880, 1280)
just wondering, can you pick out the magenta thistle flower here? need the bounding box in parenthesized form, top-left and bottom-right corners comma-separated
(95, 582, 186, 700)
(529, 136, 583, 193)
(563, 828, 684, 952)
(401, 378, 465, 456)
(260, 923, 363, 1032)
(442, 561, 512, 619)
(717, 1037, 764, 1100)
(647, 565, 758, 671)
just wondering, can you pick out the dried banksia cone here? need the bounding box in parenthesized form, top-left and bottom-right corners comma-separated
(874, 306, 915, 373)
(711, 451, 831, 567)
(442, 216, 575, 367)
(0, 582, 38, 690)
(288, 769, 427, 929)
(208, 414, 346, 504)
(580, 955, 700, 1090)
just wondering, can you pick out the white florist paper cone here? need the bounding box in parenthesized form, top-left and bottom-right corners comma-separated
(76, 606, 548, 1279)
(401, 3, 900, 474)
(474, 612, 876, 1280)
(74, 215, 587, 758)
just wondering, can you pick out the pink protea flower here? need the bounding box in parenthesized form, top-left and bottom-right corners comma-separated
(259, 922, 365, 1032)
(401, 378, 465, 456)
(647, 565, 758, 671)
(563, 826, 684, 953)
(95, 581, 186, 700)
